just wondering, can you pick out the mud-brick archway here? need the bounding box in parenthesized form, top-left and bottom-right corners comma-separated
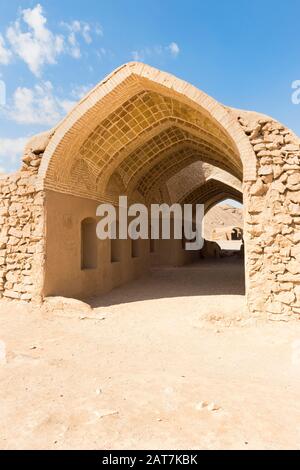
(37, 62, 257, 195)
(36, 62, 256, 302)
(0, 62, 299, 321)
(38, 64, 300, 320)
(180, 178, 243, 214)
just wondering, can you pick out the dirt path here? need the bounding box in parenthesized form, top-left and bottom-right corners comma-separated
(0, 259, 300, 450)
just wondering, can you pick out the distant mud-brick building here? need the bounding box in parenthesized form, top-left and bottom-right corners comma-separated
(0, 62, 299, 321)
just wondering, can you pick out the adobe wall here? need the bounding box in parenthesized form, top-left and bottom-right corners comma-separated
(44, 190, 152, 299)
(150, 238, 199, 267)
(44, 190, 200, 299)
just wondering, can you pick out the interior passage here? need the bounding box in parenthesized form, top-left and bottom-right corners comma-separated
(89, 256, 245, 308)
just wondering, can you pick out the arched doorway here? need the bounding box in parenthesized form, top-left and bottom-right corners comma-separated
(37, 63, 255, 299)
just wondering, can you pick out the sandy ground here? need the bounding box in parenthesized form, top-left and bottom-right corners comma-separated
(217, 240, 242, 251)
(0, 258, 300, 450)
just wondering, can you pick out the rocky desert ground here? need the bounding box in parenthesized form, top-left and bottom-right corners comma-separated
(1, 257, 300, 450)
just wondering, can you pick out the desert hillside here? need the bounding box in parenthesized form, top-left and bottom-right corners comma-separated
(204, 204, 243, 240)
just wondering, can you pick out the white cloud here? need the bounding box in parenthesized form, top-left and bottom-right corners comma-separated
(96, 47, 107, 60)
(131, 46, 161, 61)
(81, 23, 93, 44)
(0, 34, 12, 64)
(5, 81, 94, 126)
(59, 99, 77, 114)
(6, 4, 64, 77)
(167, 42, 180, 57)
(131, 42, 180, 62)
(0, 136, 27, 169)
(7, 81, 75, 126)
(0, 79, 93, 174)
(71, 83, 94, 100)
(61, 20, 103, 59)
(131, 50, 141, 61)
(4, 4, 102, 76)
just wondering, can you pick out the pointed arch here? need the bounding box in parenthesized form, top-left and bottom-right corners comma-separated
(37, 62, 256, 201)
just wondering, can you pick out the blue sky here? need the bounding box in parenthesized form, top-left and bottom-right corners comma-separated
(0, 0, 300, 175)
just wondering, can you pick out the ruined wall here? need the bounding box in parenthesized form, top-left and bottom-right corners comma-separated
(237, 111, 300, 321)
(0, 133, 49, 302)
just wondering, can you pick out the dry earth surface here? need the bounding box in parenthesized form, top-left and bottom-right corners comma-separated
(0, 258, 300, 450)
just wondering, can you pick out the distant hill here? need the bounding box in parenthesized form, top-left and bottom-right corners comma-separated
(204, 204, 243, 240)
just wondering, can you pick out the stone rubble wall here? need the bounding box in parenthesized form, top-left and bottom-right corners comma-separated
(237, 112, 300, 321)
(0, 132, 50, 302)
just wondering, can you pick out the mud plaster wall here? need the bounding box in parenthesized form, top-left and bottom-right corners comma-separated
(44, 190, 200, 299)
(44, 189, 151, 299)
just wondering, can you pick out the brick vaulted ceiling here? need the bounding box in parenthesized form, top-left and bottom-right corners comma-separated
(180, 178, 243, 213)
(38, 63, 256, 202)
